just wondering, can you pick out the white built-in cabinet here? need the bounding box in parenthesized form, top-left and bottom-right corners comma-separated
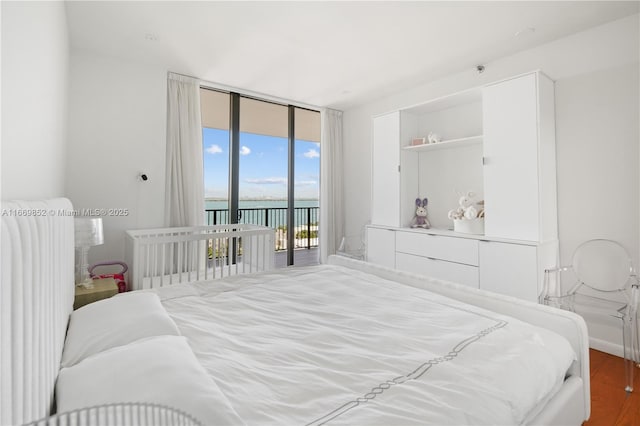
(395, 231, 479, 288)
(482, 72, 558, 242)
(366, 227, 396, 269)
(367, 71, 558, 302)
(478, 240, 556, 302)
(371, 112, 401, 227)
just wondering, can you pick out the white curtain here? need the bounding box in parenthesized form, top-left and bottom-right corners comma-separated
(165, 73, 205, 227)
(319, 109, 344, 263)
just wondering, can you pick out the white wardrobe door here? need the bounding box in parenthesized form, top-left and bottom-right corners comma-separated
(483, 73, 539, 241)
(479, 241, 538, 302)
(371, 112, 400, 227)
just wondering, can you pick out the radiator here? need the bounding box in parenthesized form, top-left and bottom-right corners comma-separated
(125, 225, 275, 290)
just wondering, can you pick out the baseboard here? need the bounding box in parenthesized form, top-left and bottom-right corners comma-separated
(589, 336, 623, 358)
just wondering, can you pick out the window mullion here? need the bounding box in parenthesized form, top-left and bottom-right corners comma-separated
(287, 105, 295, 266)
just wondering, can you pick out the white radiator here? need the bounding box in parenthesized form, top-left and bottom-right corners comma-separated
(125, 225, 275, 290)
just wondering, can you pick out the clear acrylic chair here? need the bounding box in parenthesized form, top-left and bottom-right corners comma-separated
(540, 239, 639, 393)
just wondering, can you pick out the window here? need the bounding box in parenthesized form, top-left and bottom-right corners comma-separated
(200, 88, 320, 267)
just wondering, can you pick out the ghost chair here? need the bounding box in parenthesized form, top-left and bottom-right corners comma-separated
(540, 239, 639, 392)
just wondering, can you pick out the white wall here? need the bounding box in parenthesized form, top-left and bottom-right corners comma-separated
(554, 63, 639, 354)
(66, 52, 167, 265)
(1, 1, 69, 200)
(555, 63, 639, 275)
(343, 14, 639, 353)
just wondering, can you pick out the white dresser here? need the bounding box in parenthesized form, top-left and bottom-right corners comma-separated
(368, 226, 556, 302)
(395, 230, 479, 287)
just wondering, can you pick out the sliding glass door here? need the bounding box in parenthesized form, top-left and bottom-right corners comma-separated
(293, 107, 320, 266)
(238, 97, 290, 260)
(201, 88, 320, 267)
(200, 89, 231, 226)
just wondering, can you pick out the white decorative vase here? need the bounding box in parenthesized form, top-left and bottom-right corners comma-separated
(453, 218, 485, 235)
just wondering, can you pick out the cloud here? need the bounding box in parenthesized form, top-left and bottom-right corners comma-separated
(205, 144, 223, 155)
(303, 148, 320, 159)
(295, 180, 317, 186)
(240, 146, 251, 156)
(245, 177, 287, 185)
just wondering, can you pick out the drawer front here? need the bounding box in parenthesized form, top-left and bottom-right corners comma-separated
(396, 253, 479, 288)
(395, 231, 479, 266)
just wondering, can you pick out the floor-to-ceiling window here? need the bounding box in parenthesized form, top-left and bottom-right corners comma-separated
(200, 89, 231, 224)
(293, 107, 321, 266)
(200, 88, 320, 267)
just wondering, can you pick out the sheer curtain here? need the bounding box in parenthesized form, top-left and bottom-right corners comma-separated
(319, 108, 344, 263)
(165, 73, 205, 227)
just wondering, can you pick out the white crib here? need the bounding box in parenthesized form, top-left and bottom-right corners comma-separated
(125, 225, 275, 290)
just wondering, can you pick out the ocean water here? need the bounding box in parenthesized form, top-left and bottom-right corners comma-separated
(205, 199, 319, 210)
(205, 199, 319, 228)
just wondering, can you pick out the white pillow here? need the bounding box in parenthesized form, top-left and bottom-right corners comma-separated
(61, 292, 180, 368)
(56, 335, 244, 426)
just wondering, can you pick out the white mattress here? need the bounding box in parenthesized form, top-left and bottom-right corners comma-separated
(154, 264, 576, 425)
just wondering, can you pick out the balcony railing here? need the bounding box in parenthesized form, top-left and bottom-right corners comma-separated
(205, 207, 318, 251)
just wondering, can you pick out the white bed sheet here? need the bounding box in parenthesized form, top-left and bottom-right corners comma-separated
(154, 264, 576, 425)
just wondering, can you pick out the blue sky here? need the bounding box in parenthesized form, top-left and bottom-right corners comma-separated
(203, 128, 320, 200)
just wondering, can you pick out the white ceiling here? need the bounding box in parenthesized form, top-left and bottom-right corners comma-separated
(65, 1, 639, 109)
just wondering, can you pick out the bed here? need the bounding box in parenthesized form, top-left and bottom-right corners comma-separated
(1, 198, 590, 425)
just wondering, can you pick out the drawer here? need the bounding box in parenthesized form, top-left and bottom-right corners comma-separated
(396, 253, 479, 288)
(395, 231, 479, 266)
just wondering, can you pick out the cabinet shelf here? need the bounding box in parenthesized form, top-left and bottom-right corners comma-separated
(403, 135, 483, 152)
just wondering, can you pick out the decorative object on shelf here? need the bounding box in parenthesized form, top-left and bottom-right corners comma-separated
(448, 191, 485, 234)
(74, 217, 104, 288)
(453, 218, 485, 234)
(410, 198, 431, 229)
(447, 191, 476, 220)
(476, 200, 485, 218)
(411, 137, 426, 146)
(427, 132, 441, 144)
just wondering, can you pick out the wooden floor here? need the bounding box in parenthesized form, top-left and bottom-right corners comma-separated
(586, 349, 640, 425)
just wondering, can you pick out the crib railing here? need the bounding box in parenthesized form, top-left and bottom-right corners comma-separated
(125, 225, 275, 291)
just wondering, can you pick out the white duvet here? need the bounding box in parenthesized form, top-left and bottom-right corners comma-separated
(154, 264, 575, 425)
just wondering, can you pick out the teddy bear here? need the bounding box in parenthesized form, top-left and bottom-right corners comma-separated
(411, 198, 431, 229)
(448, 191, 482, 220)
